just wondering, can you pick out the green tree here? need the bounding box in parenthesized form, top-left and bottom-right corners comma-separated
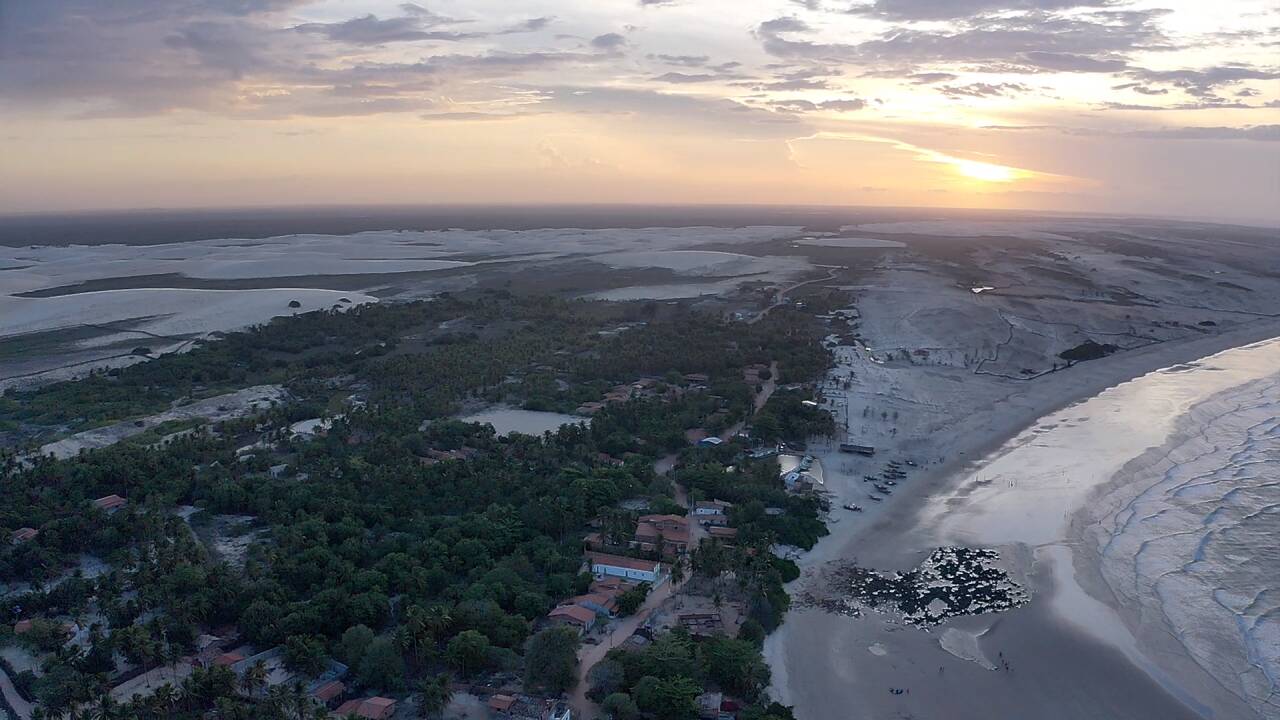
(602, 693, 640, 720)
(698, 637, 770, 700)
(633, 675, 701, 720)
(523, 627, 580, 693)
(416, 673, 453, 719)
(357, 637, 405, 691)
(339, 625, 376, 668)
(284, 634, 328, 676)
(445, 630, 491, 677)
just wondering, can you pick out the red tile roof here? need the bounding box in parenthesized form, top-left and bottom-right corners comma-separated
(94, 494, 127, 510)
(13, 619, 33, 634)
(10, 528, 38, 543)
(312, 680, 345, 703)
(549, 604, 596, 627)
(588, 552, 661, 573)
(334, 697, 396, 719)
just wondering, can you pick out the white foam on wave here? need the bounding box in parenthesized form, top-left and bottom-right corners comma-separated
(917, 336, 1280, 718)
(1092, 380, 1280, 718)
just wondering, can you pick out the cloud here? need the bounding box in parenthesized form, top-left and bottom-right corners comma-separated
(653, 72, 720, 83)
(590, 33, 628, 51)
(652, 54, 711, 66)
(938, 82, 1030, 98)
(843, 0, 1115, 21)
(1123, 64, 1280, 98)
(294, 10, 480, 45)
(755, 8, 1167, 77)
(907, 72, 959, 84)
(1126, 125, 1280, 141)
(770, 98, 868, 113)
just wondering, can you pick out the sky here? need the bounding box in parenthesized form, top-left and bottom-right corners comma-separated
(1, 0, 1278, 223)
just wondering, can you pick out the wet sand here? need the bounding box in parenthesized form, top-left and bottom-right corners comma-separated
(766, 319, 1280, 720)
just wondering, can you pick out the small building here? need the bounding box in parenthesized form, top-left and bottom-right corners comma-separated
(698, 436, 724, 447)
(548, 604, 597, 633)
(697, 692, 724, 720)
(678, 613, 725, 638)
(333, 697, 396, 720)
(561, 592, 618, 617)
(633, 514, 690, 557)
(488, 693, 567, 720)
(213, 652, 244, 667)
(692, 500, 731, 517)
(707, 526, 738, 542)
(13, 619, 33, 634)
(839, 443, 876, 456)
(10, 527, 38, 544)
(587, 552, 662, 584)
(488, 695, 517, 715)
(311, 680, 345, 706)
(93, 495, 127, 514)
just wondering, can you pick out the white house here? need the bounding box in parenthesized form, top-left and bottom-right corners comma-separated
(587, 552, 662, 584)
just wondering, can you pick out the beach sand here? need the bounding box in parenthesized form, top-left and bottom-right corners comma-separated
(766, 318, 1280, 720)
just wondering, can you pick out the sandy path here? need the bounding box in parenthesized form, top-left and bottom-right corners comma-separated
(569, 577, 682, 718)
(0, 665, 33, 720)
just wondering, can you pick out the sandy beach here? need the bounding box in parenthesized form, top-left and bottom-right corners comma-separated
(766, 318, 1280, 720)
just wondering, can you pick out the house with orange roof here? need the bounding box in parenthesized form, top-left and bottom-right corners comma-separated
(560, 592, 618, 617)
(547, 604, 596, 634)
(333, 696, 395, 719)
(93, 494, 127, 515)
(10, 527, 38, 544)
(633, 514, 690, 557)
(311, 680, 345, 707)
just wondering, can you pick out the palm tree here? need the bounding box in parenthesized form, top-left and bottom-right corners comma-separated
(240, 659, 269, 698)
(416, 673, 454, 719)
(92, 694, 119, 720)
(422, 604, 453, 641)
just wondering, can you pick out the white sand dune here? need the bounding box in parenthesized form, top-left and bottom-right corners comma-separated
(0, 226, 806, 294)
(796, 237, 906, 249)
(0, 288, 375, 341)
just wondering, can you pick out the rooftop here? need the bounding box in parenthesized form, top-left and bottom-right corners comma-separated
(549, 604, 596, 626)
(587, 552, 661, 573)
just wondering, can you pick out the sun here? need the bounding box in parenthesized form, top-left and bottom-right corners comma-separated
(954, 159, 1020, 183)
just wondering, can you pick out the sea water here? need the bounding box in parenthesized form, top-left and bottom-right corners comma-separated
(919, 337, 1280, 718)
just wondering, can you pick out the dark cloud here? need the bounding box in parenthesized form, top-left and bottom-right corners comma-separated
(770, 98, 867, 112)
(1123, 64, 1280, 98)
(590, 33, 628, 50)
(506, 17, 554, 33)
(294, 12, 481, 45)
(0, 0, 619, 118)
(907, 72, 959, 84)
(843, 0, 1115, 21)
(652, 54, 711, 66)
(653, 72, 720, 83)
(755, 9, 1166, 78)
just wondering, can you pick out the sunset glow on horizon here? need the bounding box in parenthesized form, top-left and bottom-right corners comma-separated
(1, 0, 1277, 223)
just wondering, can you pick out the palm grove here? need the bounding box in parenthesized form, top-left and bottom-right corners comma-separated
(0, 291, 837, 719)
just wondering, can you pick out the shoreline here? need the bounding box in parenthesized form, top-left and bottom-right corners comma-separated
(766, 316, 1280, 719)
